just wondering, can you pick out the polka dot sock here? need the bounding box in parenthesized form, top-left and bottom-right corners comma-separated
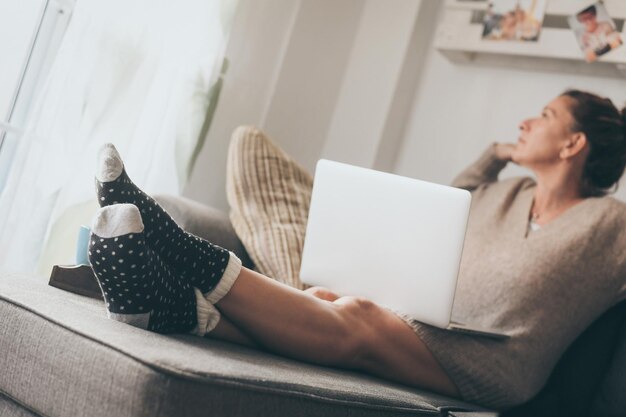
(89, 204, 198, 334)
(95, 143, 241, 300)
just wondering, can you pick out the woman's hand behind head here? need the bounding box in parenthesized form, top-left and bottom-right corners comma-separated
(494, 143, 517, 162)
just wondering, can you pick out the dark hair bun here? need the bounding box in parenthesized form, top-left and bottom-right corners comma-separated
(562, 90, 626, 196)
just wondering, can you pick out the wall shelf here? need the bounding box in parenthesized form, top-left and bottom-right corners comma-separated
(435, 0, 626, 78)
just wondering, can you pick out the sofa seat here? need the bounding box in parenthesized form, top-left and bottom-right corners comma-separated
(0, 273, 488, 417)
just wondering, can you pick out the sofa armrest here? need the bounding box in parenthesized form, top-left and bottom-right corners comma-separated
(153, 194, 254, 268)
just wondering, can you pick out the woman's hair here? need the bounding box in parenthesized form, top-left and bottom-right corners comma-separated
(561, 89, 626, 197)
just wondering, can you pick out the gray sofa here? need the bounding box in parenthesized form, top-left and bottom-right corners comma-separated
(0, 195, 624, 417)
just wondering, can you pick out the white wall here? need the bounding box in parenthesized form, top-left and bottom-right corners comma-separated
(185, 0, 424, 209)
(394, 3, 626, 201)
(262, 0, 364, 171)
(185, 0, 372, 209)
(320, 0, 422, 169)
(184, 0, 301, 209)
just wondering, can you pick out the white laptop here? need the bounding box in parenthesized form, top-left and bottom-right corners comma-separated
(300, 159, 509, 340)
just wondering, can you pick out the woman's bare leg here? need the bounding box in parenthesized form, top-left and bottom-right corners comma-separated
(213, 267, 461, 398)
(209, 287, 338, 348)
(209, 317, 260, 348)
(92, 143, 457, 397)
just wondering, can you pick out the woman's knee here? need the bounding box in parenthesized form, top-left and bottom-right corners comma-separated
(334, 296, 378, 316)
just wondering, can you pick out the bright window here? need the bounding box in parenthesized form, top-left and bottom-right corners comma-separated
(0, 0, 74, 193)
(0, 0, 237, 274)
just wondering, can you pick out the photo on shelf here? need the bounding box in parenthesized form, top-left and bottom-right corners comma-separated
(482, 0, 547, 41)
(568, 2, 623, 63)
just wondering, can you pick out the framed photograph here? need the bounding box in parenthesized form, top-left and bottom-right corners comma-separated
(568, 2, 623, 62)
(482, 0, 547, 41)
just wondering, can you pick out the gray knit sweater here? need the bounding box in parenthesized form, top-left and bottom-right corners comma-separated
(403, 144, 626, 410)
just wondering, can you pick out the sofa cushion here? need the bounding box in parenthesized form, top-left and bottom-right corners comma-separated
(226, 126, 313, 290)
(0, 274, 486, 417)
(502, 300, 626, 417)
(589, 308, 626, 416)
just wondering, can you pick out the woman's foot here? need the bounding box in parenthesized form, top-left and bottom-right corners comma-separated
(95, 143, 241, 299)
(89, 204, 198, 333)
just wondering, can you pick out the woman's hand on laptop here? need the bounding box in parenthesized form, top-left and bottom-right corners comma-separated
(304, 286, 341, 302)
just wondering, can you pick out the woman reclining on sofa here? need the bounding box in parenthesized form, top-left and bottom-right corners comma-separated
(87, 89, 626, 411)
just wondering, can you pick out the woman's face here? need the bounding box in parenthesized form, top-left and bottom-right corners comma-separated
(577, 11, 599, 33)
(512, 95, 579, 168)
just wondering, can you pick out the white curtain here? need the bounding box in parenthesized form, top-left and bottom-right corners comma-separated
(0, 0, 235, 273)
